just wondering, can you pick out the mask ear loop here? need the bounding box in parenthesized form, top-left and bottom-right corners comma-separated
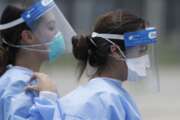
(1, 31, 62, 53)
(103, 38, 126, 60)
(89, 38, 97, 47)
(90, 35, 126, 61)
(1, 38, 50, 52)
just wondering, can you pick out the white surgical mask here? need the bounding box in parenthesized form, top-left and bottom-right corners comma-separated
(126, 54, 150, 81)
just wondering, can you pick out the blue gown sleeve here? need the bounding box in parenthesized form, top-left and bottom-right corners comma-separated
(1, 84, 139, 120)
(30, 92, 127, 120)
(0, 80, 82, 120)
(0, 91, 61, 120)
(28, 91, 85, 120)
(29, 91, 63, 120)
(0, 80, 33, 120)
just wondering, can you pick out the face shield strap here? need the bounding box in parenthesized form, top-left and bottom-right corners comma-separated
(91, 32, 124, 47)
(0, 18, 24, 30)
(91, 32, 124, 40)
(91, 32, 126, 59)
(89, 38, 97, 47)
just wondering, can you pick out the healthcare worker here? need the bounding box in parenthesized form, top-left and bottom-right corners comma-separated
(0, 0, 76, 119)
(26, 10, 159, 120)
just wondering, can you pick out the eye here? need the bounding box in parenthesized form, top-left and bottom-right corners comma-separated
(48, 26, 55, 31)
(47, 21, 56, 31)
(48, 24, 55, 31)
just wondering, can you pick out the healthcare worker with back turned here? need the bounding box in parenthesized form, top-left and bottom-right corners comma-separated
(0, 0, 76, 119)
(26, 10, 159, 120)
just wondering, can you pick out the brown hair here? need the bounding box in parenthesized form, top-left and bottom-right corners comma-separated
(0, 5, 30, 75)
(72, 10, 146, 78)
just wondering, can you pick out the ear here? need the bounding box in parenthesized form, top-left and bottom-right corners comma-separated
(110, 45, 125, 60)
(21, 30, 35, 44)
(110, 45, 118, 54)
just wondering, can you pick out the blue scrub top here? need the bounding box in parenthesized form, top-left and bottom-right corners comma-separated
(0, 65, 62, 120)
(32, 77, 142, 120)
(0, 65, 35, 120)
(0, 66, 142, 120)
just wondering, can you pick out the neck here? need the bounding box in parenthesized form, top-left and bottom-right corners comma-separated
(15, 51, 42, 72)
(95, 60, 127, 82)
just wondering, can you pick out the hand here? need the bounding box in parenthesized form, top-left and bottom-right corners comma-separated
(26, 72, 58, 93)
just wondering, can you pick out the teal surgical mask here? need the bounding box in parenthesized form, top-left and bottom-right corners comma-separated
(2, 31, 66, 62)
(48, 32, 65, 61)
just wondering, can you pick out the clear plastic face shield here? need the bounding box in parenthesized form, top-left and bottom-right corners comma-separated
(0, 0, 76, 62)
(0, 0, 76, 88)
(91, 27, 159, 94)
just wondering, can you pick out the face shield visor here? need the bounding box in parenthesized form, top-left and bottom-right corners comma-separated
(91, 27, 160, 94)
(0, 0, 76, 62)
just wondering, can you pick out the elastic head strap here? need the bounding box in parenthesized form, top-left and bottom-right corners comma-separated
(91, 32, 124, 40)
(90, 32, 124, 46)
(0, 18, 24, 30)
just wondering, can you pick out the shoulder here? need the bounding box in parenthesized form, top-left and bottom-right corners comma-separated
(0, 69, 33, 119)
(60, 81, 126, 119)
(0, 68, 30, 85)
(60, 77, 126, 107)
(0, 68, 32, 98)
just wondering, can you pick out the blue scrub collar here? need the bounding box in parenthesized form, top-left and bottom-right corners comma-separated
(7, 64, 33, 76)
(91, 77, 122, 85)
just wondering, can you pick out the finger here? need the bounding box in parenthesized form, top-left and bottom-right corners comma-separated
(34, 72, 48, 77)
(29, 73, 38, 84)
(30, 75, 36, 81)
(34, 72, 48, 81)
(29, 75, 39, 86)
(25, 85, 39, 92)
(30, 73, 45, 84)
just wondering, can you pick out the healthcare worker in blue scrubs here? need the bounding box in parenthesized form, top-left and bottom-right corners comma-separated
(0, 0, 76, 119)
(26, 10, 159, 120)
